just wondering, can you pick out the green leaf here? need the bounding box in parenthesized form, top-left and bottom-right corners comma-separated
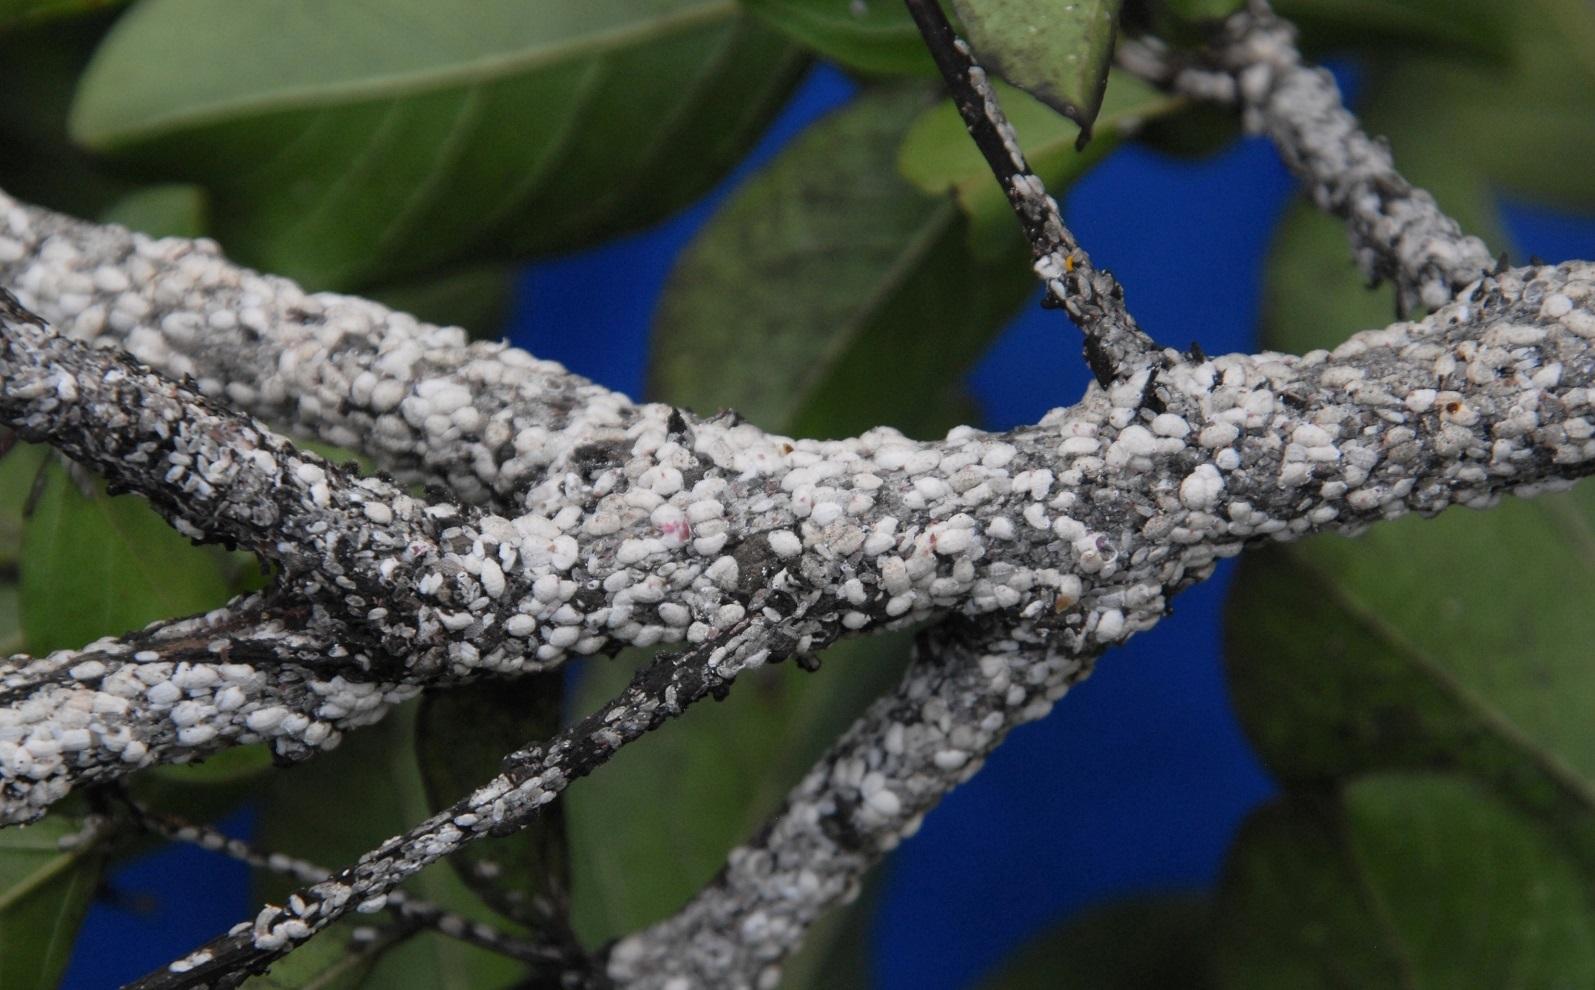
(949, 0, 1122, 138)
(0, 816, 105, 990)
(416, 675, 570, 931)
(898, 71, 1179, 256)
(0, 0, 125, 30)
(651, 84, 1036, 441)
(69, 0, 806, 291)
(19, 462, 234, 656)
(1213, 775, 1595, 988)
(1272, 0, 1516, 61)
(100, 184, 208, 239)
(741, 0, 936, 74)
(978, 894, 1212, 989)
(255, 701, 525, 990)
(1224, 485, 1595, 874)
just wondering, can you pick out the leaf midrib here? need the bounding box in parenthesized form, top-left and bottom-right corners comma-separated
(82, 0, 738, 147)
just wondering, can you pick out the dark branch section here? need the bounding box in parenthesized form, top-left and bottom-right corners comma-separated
(902, 0, 1164, 387)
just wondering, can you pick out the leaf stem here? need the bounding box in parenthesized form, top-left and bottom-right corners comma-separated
(901, 0, 1163, 387)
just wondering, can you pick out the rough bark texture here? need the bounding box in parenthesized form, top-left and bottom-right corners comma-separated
(1, 2, 1589, 987)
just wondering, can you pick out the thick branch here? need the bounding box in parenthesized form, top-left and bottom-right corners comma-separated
(0, 191, 628, 508)
(1117, 2, 1495, 311)
(8, 257, 1595, 831)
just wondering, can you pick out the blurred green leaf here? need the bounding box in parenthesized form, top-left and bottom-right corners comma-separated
(69, 0, 805, 291)
(256, 701, 525, 989)
(1354, 0, 1595, 213)
(978, 894, 1212, 990)
(99, 183, 207, 239)
(950, 0, 1121, 137)
(0, 0, 124, 30)
(1273, 0, 1514, 60)
(416, 675, 570, 932)
(742, 0, 935, 74)
(20, 462, 233, 656)
(652, 84, 1036, 441)
(0, 816, 104, 990)
(1213, 775, 1595, 988)
(898, 72, 1179, 256)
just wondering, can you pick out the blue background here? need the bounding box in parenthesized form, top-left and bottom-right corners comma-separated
(65, 64, 1595, 989)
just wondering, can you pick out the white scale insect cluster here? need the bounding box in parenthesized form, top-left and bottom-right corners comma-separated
(2, 3, 1594, 987)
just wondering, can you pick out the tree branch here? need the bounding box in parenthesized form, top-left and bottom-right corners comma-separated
(1117, 1, 1496, 312)
(2, 8, 1592, 981)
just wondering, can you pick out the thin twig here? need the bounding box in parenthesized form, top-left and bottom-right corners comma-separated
(1115, 1, 1494, 312)
(112, 793, 580, 971)
(902, 0, 1163, 387)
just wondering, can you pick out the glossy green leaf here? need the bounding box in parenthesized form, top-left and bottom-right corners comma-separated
(0, 816, 104, 990)
(741, 0, 935, 74)
(69, 0, 805, 291)
(416, 674, 570, 931)
(19, 463, 233, 656)
(100, 184, 207, 239)
(255, 701, 524, 990)
(978, 894, 1212, 989)
(1213, 775, 1595, 988)
(651, 84, 1036, 441)
(1273, 0, 1516, 60)
(0, 0, 125, 30)
(898, 71, 1179, 255)
(950, 0, 1121, 137)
